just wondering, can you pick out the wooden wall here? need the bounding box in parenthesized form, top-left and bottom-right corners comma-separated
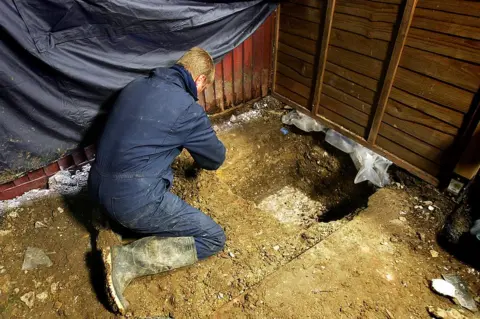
(273, 0, 480, 185)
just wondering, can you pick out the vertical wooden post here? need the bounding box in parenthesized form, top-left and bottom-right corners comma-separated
(271, 5, 281, 93)
(312, 0, 336, 115)
(367, 0, 418, 144)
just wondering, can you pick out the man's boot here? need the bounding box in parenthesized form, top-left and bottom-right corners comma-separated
(102, 236, 197, 314)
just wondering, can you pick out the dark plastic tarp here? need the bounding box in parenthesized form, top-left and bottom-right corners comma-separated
(0, 0, 276, 177)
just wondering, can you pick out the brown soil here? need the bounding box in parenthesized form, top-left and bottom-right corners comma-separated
(0, 97, 478, 319)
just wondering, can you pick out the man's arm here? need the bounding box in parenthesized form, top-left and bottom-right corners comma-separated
(181, 104, 226, 170)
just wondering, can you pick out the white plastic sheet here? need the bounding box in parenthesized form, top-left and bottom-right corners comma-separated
(282, 111, 326, 132)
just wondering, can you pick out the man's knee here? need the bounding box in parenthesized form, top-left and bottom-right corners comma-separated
(195, 225, 226, 259)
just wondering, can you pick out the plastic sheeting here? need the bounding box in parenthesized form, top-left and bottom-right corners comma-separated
(0, 0, 276, 175)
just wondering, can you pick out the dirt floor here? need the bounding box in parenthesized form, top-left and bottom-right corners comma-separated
(0, 97, 479, 318)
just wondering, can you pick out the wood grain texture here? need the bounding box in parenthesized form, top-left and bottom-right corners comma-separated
(330, 28, 390, 61)
(276, 62, 314, 88)
(277, 51, 314, 79)
(411, 16, 480, 40)
(380, 123, 443, 162)
(280, 15, 320, 40)
(336, 0, 400, 23)
(327, 46, 385, 80)
(321, 94, 369, 127)
(390, 87, 464, 127)
(233, 45, 244, 105)
(317, 107, 367, 137)
(214, 63, 225, 111)
(278, 41, 315, 64)
(417, 0, 480, 17)
(326, 62, 379, 91)
(368, 0, 417, 144)
(275, 84, 309, 107)
(333, 13, 397, 42)
(276, 73, 311, 99)
(400, 46, 480, 93)
(281, 2, 323, 24)
(324, 71, 376, 104)
(407, 28, 480, 64)
(272, 6, 280, 100)
(414, 8, 480, 28)
(312, 0, 336, 113)
(377, 136, 440, 175)
(279, 31, 317, 55)
(288, 0, 324, 9)
(323, 84, 373, 114)
(393, 67, 474, 113)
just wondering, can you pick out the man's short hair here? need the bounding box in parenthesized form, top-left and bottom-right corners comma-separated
(177, 47, 215, 84)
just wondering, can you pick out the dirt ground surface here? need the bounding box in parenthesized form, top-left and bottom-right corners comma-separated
(0, 97, 479, 319)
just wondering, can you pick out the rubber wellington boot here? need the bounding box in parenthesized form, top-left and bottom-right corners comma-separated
(102, 236, 197, 314)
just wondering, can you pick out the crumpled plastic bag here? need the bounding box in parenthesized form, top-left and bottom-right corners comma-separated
(325, 129, 357, 153)
(350, 145, 392, 187)
(282, 110, 326, 132)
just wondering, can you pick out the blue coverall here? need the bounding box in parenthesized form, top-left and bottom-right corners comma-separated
(88, 65, 226, 259)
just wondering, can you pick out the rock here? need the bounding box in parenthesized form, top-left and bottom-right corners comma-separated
(218, 292, 224, 299)
(51, 282, 59, 294)
(414, 205, 423, 210)
(390, 236, 399, 243)
(400, 211, 407, 215)
(399, 217, 407, 222)
(36, 291, 48, 302)
(8, 211, 19, 218)
(417, 232, 426, 242)
(0, 230, 12, 236)
(428, 205, 435, 211)
(21, 247, 53, 270)
(20, 291, 35, 308)
(57, 207, 64, 214)
(424, 201, 433, 206)
(13, 288, 19, 294)
(230, 115, 237, 123)
(46, 276, 54, 283)
(54, 301, 63, 310)
(427, 306, 468, 319)
(273, 245, 280, 251)
(430, 250, 439, 258)
(34, 221, 48, 228)
(431, 279, 456, 298)
(228, 252, 235, 258)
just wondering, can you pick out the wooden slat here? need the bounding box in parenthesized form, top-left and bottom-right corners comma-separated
(312, 0, 336, 113)
(380, 123, 443, 162)
(233, 45, 244, 105)
(222, 52, 233, 108)
(417, 0, 480, 18)
(326, 62, 379, 91)
(324, 71, 376, 104)
(411, 17, 480, 40)
(278, 42, 315, 64)
(280, 15, 320, 41)
(393, 67, 474, 113)
(333, 13, 397, 42)
(288, 0, 324, 9)
(204, 81, 216, 113)
(252, 23, 264, 99)
(277, 52, 314, 79)
(414, 8, 480, 28)
(407, 28, 480, 64)
(275, 84, 309, 107)
(276, 73, 311, 99)
(279, 31, 317, 55)
(383, 110, 456, 151)
(330, 28, 390, 61)
(323, 84, 373, 114)
(272, 6, 280, 100)
(327, 46, 384, 80)
(400, 46, 480, 93)
(336, 0, 400, 23)
(243, 37, 253, 101)
(390, 87, 464, 128)
(455, 122, 480, 180)
(321, 94, 369, 127)
(368, 0, 418, 144)
(370, 0, 403, 5)
(281, 2, 323, 24)
(276, 62, 314, 88)
(262, 13, 273, 97)
(317, 107, 367, 137)
(214, 63, 225, 112)
(386, 99, 458, 136)
(377, 135, 440, 175)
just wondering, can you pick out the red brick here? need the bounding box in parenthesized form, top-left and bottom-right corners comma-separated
(28, 168, 46, 180)
(0, 176, 48, 200)
(84, 145, 96, 161)
(58, 155, 74, 170)
(13, 175, 30, 186)
(71, 150, 88, 166)
(0, 182, 15, 192)
(43, 162, 60, 176)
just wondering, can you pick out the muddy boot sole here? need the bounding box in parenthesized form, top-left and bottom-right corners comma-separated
(101, 247, 127, 314)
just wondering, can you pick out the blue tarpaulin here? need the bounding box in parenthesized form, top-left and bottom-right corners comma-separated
(0, 0, 276, 176)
